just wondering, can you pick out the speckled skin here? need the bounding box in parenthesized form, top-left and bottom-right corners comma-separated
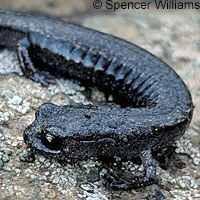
(0, 10, 194, 189)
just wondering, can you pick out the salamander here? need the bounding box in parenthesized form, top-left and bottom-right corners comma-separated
(0, 10, 194, 189)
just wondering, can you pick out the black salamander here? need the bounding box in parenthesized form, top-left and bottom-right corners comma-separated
(0, 10, 193, 189)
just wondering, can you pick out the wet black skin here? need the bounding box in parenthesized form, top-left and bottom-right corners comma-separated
(0, 10, 194, 189)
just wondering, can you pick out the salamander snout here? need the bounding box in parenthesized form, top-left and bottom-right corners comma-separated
(23, 125, 62, 154)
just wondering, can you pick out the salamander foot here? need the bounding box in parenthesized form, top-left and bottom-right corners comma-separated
(105, 149, 157, 190)
(17, 37, 56, 86)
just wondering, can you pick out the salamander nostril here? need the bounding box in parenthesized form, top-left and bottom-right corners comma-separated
(40, 130, 62, 150)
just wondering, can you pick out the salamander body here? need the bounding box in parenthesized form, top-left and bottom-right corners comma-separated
(0, 10, 193, 189)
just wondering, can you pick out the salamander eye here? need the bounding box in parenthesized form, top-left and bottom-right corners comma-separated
(40, 130, 62, 150)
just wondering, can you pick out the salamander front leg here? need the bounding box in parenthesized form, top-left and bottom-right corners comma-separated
(17, 37, 56, 86)
(105, 149, 157, 190)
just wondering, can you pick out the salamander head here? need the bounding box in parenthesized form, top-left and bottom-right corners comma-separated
(24, 103, 88, 158)
(23, 103, 68, 157)
(23, 103, 119, 159)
